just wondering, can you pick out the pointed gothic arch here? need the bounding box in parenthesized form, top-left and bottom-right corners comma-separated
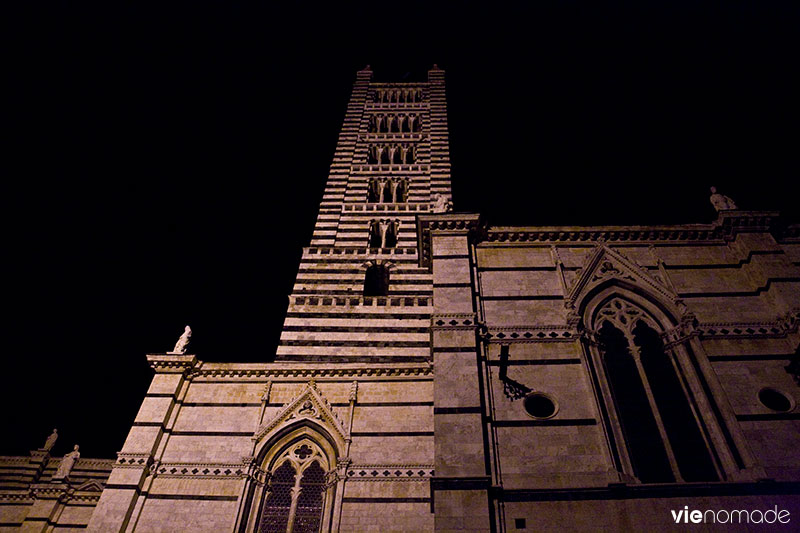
(580, 284, 721, 483)
(239, 382, 349, 533)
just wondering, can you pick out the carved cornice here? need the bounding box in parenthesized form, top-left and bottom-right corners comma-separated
(342, 204, 428, 213)
(75, 459, 115, 469)
(289, 294, 430, 308)
(487, 227, 724, 244)
(716, 210, 780, 239)
(0, 456, 31, 465)
(146, 353, 197, 373)
(359, 133, 428, 142)
(304, 246, 417, 257)
(0, 491, 34, 503)
(484, 211, 782, 245)
(30, 483, 70, 498)
(187, 365, 433, 380)
(351, 163, 429, 174)
(417, 213, 483, 268)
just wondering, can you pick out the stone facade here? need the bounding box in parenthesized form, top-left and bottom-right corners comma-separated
(2, 66, 799, 531)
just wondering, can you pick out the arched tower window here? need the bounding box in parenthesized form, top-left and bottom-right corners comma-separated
(364, 260, 390, 296)
(256, 440, 330, 533)
(368, 219, 399, 249)
(593, 297, 718, 483)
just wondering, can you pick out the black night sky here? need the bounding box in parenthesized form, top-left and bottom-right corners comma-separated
(3, 3, 798, 458)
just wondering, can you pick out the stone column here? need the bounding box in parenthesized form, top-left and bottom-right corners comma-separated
(421, 213, 492, 532)
(85, 353, 196, 533)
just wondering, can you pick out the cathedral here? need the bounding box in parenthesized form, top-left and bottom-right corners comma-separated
(2, 65, 800, 532)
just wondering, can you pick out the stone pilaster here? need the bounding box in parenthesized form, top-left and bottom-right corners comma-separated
(85, 353, 196, 533)
(424, 213, 492, 532)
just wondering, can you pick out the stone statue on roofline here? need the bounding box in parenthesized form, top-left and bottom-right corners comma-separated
(52, 445, 80, 481)
(709, 186, 738, 211)
(431, 193, 453, 213)
(169, 325, 192, 354)
(43, 428, 58, 451)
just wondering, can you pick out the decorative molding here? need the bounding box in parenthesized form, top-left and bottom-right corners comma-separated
(359, 133, 428, 142)
(0, 491, 34, 503)
(431, 313, 478, 330)
(697, 309, 800, 340)
(485, 212, 781, 245)
(253, 380, 348, 446)
(152, 462, 248, 479)
(304, 246, 417, 256)
(351, 163, 429, 173)
(486, 325, 578, 343)
(290, 295, 430, 308)
(74, 459, 115, 469)
(188, 365, 433, 380)
(342, 204, 428, 212)
(346, 464, 434, 481)
(146, 353, 197, 373)
(416, 213, 483, 268)
(115, 453, 152, 469)
(565, 244, 680, 312)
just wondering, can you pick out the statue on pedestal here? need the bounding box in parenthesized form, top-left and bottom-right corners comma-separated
(709, 186, 737, 211)
(53, 445, 80, 481)
(43, 428, 58, 452)
(431, 193, 453, 213)
(169, 325, 192, 354)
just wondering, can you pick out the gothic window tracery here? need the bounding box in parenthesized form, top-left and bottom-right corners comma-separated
(256, 440, 330, 533)
(367, 178, 407, 203)
(372, 88, 423, 104)
(368, 114, 419, 133)
(368, 218, 400, 248)
(367, 144, 416, 165)
(593, 297, 718, 483)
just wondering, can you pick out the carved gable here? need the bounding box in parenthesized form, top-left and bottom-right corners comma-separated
(74, 479, 105, 492)
(252, 380, 348, 449)
(565, 244, 678, 310)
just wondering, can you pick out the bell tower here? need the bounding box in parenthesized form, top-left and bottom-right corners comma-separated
(275, 65, 452, 363)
